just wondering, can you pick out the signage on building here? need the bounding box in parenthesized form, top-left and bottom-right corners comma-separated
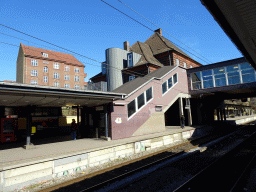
(115, 117, 122, 124)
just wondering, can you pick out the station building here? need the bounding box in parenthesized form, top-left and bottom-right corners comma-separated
(1, 29, 256, 147)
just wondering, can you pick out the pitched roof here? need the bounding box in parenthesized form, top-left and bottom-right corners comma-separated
(21, 43, 84, 67)
(129, 41, 163, 67)
(113, 65, 176, 95)
(144, 32, 191, 58)
(90, 72, 106, 81)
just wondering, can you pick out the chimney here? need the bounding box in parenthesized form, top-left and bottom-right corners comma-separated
(124, 41, 129, 51)
(154, 28, 162, 36)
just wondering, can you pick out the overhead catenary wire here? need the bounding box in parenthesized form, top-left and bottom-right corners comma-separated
(0, 24, 211, 96)
(0, 40, 197, 96)
(0, 40, 221, 103)
(101, 0, 210, 65)
(0, 24, 156, 79)
(117, 0, 212, 64)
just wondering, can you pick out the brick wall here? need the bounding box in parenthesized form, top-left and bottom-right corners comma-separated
(24, 57, 85, 89)
(154, 52, 172, 66)
(172, 51, 202, 68)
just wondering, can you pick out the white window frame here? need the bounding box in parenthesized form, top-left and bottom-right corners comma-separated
(190, 65, 193, 68)
(42, 53, 48, 57)
(176, 59, 180, 66)
(162, 73, 178, 96)
(31, 70, 38, 76)
(43, 66, 48, 73)
(127, 86, 154, 121)
(43, 76, 48, 83)
(64, 84, 70, 88)
(75, 76, 79, 82)
(54, 73, 59, 79)
(75, 85, 80, 89)
(74, 67, 80, 73)
(31, 60, 38, 66)
(53, 63, 59, 69)
(183, 62, 187, 69)
(128, 53, 133, 68)
(31, 80, 38, 85)
(64, 75, 70, 81)
(129, 75, 135, 81)
(64, 65, 70, 71)
(53, 82, 60, 87)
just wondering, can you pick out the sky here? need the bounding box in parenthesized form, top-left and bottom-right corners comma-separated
(0, 0, 243, 82)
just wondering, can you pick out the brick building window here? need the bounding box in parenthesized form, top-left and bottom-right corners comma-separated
(75, 76, 79, 82)
(183, 62, 187, 68)
(31, 80, 38, 85)
(42, 53, 48, 57)
(31, 70, 38, 76)
(64, 75, 70, 80)
(75, 85, 80, 89)
(74, 67, 79, 73)
(43, 66, 48, 73)
(65, 84, 70, 88)
(176, 59, 180, 66)
(54, 73, 59, 79)
(31, 60, 38, 66)
(64, 66, 70, 71)
(43, 76, 48, 83)
(53, 82, 60, 87)
(53, 63, 59, 69)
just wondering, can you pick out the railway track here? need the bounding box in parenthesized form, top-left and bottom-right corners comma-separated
(36, 123, 255, 192)
(174, 125, 256, 191)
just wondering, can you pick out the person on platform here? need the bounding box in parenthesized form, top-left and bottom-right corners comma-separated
(71, 119, 78, 140)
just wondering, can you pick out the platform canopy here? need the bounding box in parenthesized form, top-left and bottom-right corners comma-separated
(0, 82, 126, 107)
(201, 0, 256, 69)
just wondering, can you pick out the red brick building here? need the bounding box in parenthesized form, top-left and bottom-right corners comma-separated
(90, 28, 202, 90)
(16, 43, 87, 89)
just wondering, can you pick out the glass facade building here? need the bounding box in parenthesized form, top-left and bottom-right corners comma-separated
(191, 62, 256, 90)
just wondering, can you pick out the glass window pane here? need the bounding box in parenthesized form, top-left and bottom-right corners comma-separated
(227, 65, 239, 72)
(128, 100, 136, 118)
(215, 78, 226, 87)
(242, 74, 255, 83)
(191, 72, 201, 82)
(213, 67, 225, 75)
(202, 70, 212, 77)
(146, 87, 152, 102)
(137, 93, 145, 109)
(228, 76, 240, 85)
(168, 77, 173, 88)
(241, 68, 254, 75)
(162, 82, 167, 94)
(240, 63, 253, 70)
(173, 74, 177, 84)
(192, 82, 201, 90)
(202, 70, 213, 88)
(203, 80, 213, 88)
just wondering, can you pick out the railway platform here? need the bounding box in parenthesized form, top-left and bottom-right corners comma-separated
(0, 115, 255, 191)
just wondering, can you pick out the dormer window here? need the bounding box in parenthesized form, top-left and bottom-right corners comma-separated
(128, 53, 133, 68)
(42, 53, 48, 57)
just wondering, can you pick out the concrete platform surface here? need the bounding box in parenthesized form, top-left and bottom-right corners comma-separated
(0, 125, 206, 170)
